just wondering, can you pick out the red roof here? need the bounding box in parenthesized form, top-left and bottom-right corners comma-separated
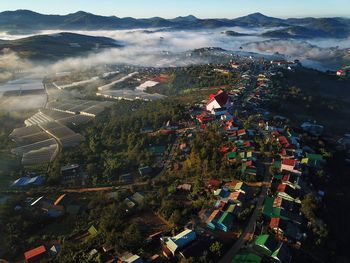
(209, 179, 221, 188)
(24, 246, 47, 261)
(207, 91, 229, 107)
(277, 184, 286, 193)
(278, 136, 290, 147)
(282, 158, 297, 167)
(246, 160, 253, 166)
(273, 197, 283, 207)
(282, 174, 290, 182)
(237, 129, 246, 136)
(272, 131, 280, 136)
(219, 146, 230, 153)
(208, 94, 216, 101)
(270, 217, 280, 229)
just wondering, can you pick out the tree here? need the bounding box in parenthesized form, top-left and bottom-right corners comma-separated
(301, 193, 317, 223)
(209, 241, 223, 257)
(169, 209, 182, 226)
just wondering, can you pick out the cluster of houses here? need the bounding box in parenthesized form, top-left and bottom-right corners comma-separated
(194, 61, 328, 263)
(13, 60, 332, 263)
(207, 180, 252, 232)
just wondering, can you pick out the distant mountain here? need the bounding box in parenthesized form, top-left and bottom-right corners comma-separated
(285, 17, 350, 38)
(223, 30, 249, 37)
(0, 32, 122, 61)
(262, 26, 329, 38)
(0, 10, 349, 38)
(231, 12, 287, 27)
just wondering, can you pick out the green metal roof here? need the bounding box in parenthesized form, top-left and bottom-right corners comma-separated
(255, 234, 269, 246)
(273, 161, 281, 169)
(228, 152, 237, 159)
(273, 174, 283, 180)
(218, 211, 233, 226)
(255, 234, 279, 253)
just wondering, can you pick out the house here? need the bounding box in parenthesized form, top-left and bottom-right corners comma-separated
(213, 188, 230, 198)
(211, 107, 228, 116)
(228, 191, 245, 206)
(263, 197, 302, 224)
(161, 229, 196, 256)
(11, 175, 45, 187)
(206, 90, 231, 111)
(277, 184, 301, 203)
(281, 173, 301, 190)
(216, 211, 233, 232)
(131, 192, 145, 206)
(24, 245, 48, 263)
(271, 243, 292, 263)
(119, 252, 144, 263)
(225, 181, 249, 194)
(237, 129, 246, 137)
(208, 179, 221, 189)
(281, 159, 298, 173)
(207, 209, 223, 230)
(254, 234, 280, 257)
(177, 183, 192, 191)
(61, 164, 81, 181)
(269, 217, 302, 241)
(124, 198, 136, 209)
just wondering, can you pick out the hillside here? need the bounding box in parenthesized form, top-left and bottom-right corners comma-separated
(262, 26, 329, 38)
(0, 32, 122, 61)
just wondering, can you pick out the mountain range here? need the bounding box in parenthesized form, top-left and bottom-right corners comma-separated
(0, 10, 349, 38)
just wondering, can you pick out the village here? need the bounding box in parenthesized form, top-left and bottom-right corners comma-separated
(0, 57, 347, 263)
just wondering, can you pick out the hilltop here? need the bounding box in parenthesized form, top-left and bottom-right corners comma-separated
(0, 32, 122, 61)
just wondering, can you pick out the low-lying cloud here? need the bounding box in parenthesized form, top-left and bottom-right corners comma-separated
(0, 27, 349, 78)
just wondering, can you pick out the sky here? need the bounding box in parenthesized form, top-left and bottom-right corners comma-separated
(0, 0, 349, 18)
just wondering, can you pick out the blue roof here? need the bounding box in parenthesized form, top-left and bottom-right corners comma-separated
(12, 176, 45, 187)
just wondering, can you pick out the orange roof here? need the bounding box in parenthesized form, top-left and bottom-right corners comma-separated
(270, 217, 280, 229)
(273, 197, 283, 207)
(228, 191, 241, 200)
(207, 209, 220, 223)
(237, 129, 246, 136)
(24, 245, 46, 261)
(225, 180, 240, 188)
